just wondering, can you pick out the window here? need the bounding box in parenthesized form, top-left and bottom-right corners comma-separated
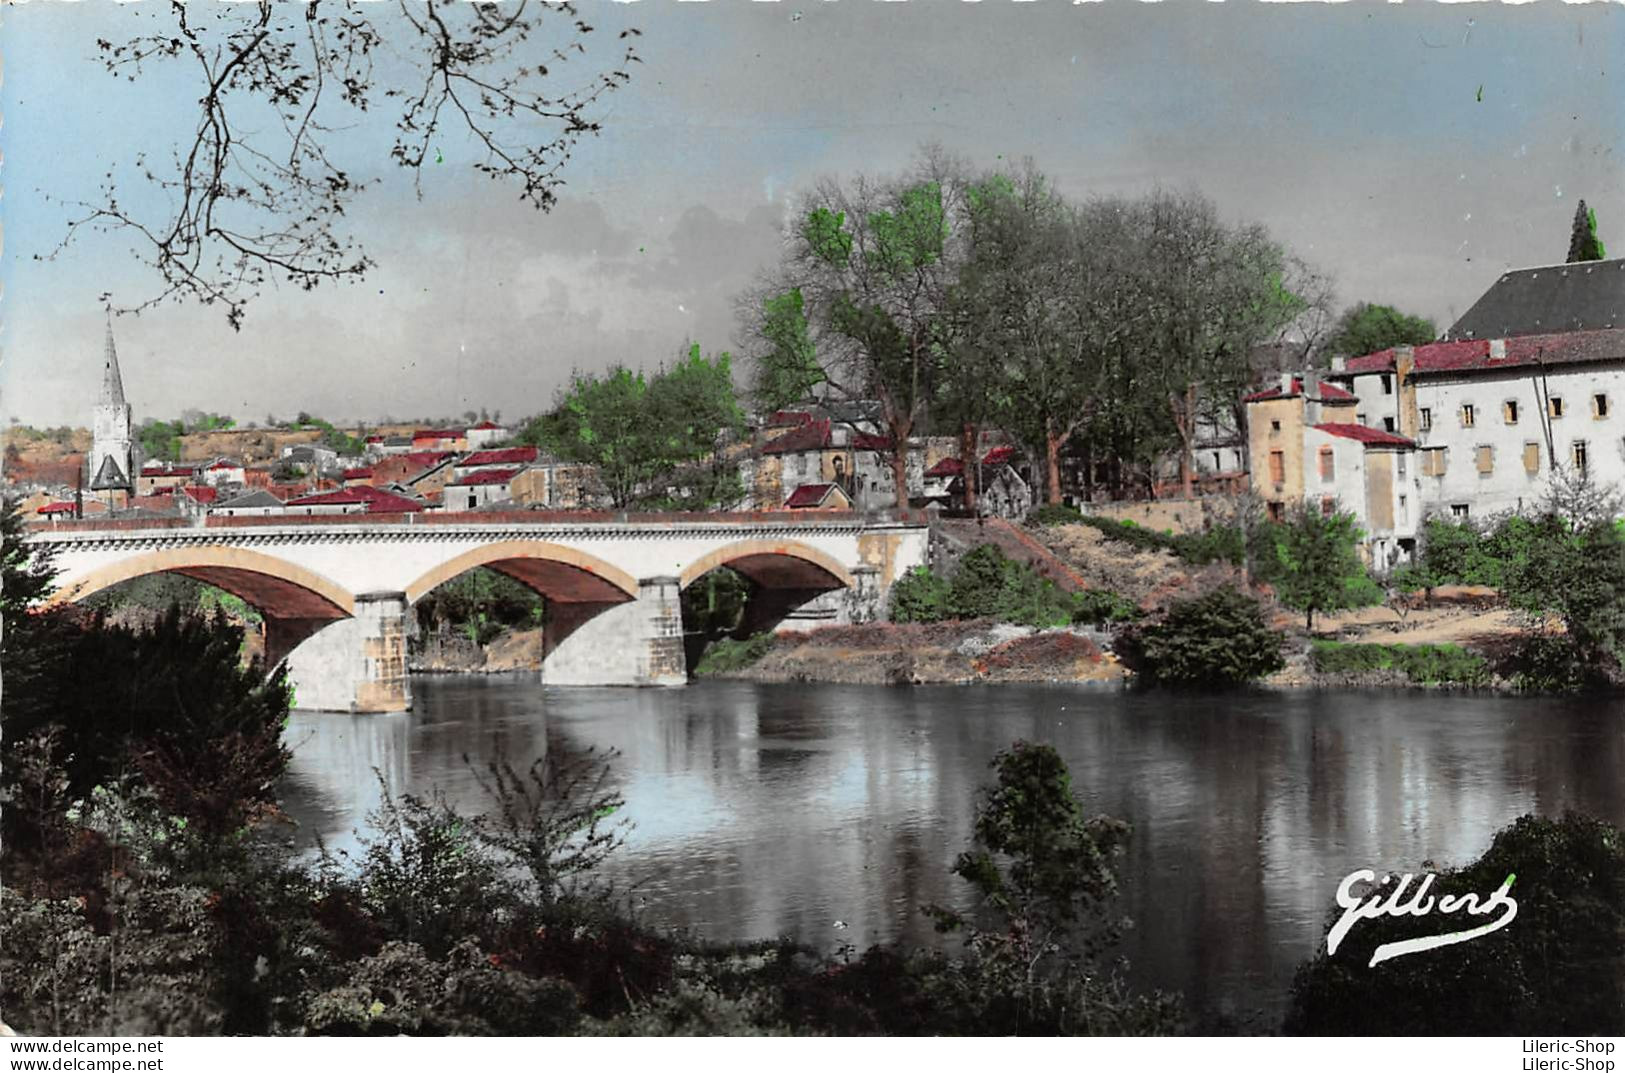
(1420, 407, 1433, 431)
(1268, 450, 1285, 484)
(1212, 451, 1222, 471)
(1383, 416, 1396, 432)
(1270, 419, 1281, 433)
(1524, 442, 1541, 475)
(1356, 412, 1367, 426)
(1451, 503, 1471, 519)
(1398, 494, 1409, 524)
(1421, 447, 1448, 476)
(1504, 400, 1519, 424)
(1267, 500, 1285, 523)
(1318, 447, 1335, 482)
(1397, 453, 1408, 478)
(1381, 373, 1393, 396)
(1550, 396, 1566, 419)
(1476, 445, 1494, 475)
(1461, 403, 1476, 428)
(1573, 440, 1590, 474)
(1321, 497, 1336, 517)
(1595, 393, 1611, 418)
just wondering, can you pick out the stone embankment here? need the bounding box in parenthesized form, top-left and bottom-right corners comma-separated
(410, 628, 544, 673)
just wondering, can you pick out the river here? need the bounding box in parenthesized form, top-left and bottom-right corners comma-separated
(279, 676, 1625, 1030)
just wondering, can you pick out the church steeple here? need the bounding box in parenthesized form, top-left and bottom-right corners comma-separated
(101, 309, 127, 408)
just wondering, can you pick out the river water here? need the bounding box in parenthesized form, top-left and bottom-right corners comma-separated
(280, 676, 1625, 1030)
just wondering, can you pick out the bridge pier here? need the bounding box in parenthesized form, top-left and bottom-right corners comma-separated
(282, 591, 412, 713)
(542, 576, 686, 686)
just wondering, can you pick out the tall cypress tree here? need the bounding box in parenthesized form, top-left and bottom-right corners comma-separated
(1568, 199, 1608, 262)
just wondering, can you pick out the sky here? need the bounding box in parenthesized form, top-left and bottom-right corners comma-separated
(2, 0, 1622, 428)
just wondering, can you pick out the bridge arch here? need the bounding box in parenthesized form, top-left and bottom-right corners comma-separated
(46, 545, 356, 619)
(404, 540, 639, 605)
(678, 539, 853, 592)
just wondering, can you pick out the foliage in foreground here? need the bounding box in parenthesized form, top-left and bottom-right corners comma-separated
(691, 633, 777, 676)
(1286, 812, 1625, 1035)
(1116, 585, 1285, 687)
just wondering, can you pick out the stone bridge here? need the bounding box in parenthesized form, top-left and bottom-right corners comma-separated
(29, 511, 929, 713)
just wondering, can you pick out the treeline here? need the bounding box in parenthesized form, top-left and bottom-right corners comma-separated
(742, 150, 1335, 505)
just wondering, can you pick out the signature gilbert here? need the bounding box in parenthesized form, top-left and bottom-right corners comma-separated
(1328, 870, 1518, 967)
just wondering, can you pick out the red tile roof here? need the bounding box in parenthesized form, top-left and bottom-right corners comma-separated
(1244, 378, 1357, 403)
(1313, 423, 1416, 447)
(461, 446, 538, 467)
(286, 486, 423, 513)
(762, 419, 832, 454)
(37, 501, 75, 514)
(405, 451, 456, 470)
(205, 461, 238, 471)
(448, 467, 521, 487)
(180, 486, 219, 504)
(467, 420, 504, 430)
(981, 445, 1018, 466)
(925, 456, 965, 478)
(765, 409, 817, 428)
(785, 483, 845, 508)
(412, 429, 461, 441)
(342, 467, 373, 480)
(1334, 328, 1625, 380)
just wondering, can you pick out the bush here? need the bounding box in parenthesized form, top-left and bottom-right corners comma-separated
(1117, 585, 1285, 687)
(692, 632, 776, 675)
(1498, 634, 1601, 694)
(1027, 504, 1084, 527)
(1071, 588, 1142, 626)
(1309, 641, 1488, 686)
(889, 545, 1113, 629)
(888, 565, 955, 624)
(1285, 812, 1625, 1035)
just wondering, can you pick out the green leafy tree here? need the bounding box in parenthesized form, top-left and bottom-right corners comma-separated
(1567, 199, 1608, 263)
(1118, 585, 1285, 687)
(1503, 516, 1625, 679)
(1270, 503, 1376, 630)
(926, 742, 1141, 1031)
(1325, 302, 1437, 359)
(138, 419, 186, 462)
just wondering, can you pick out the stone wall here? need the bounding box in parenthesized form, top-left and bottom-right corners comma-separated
(1083, 496, 1244, 535)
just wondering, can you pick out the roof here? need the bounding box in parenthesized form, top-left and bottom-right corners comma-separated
(205, 460, 239, 471)
(405, 451, 456, 470)
(785, 483, 848, 508)
(1313, 423, 1416, 448)
(342, 467, 373, 480)
(99, 315, 127, 409)
(760, 417, 892, 454)
(448, 467, 522, 487)
(286, 486, 423, 512)
(764, 409, 817, 428)
(1243, 378, 1358, 403)
(468, 420, 504, 430)
(1335, 328, 1625, 380)
(460, 446, 538, 467)
(213, 489, 285, 510)
(90, 454, 130, 490)
(981, 445, 1018, 466)
(924, 456, 964, 478)
(412, 428, 460, 440)
(36, 501, 75, 514)
(179, 485, 219, 504)
(1446, 258, 1625, 341)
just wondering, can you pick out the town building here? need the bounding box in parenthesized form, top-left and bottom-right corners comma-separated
(465, 420, 510, 450)
(89, 316, 135, 509)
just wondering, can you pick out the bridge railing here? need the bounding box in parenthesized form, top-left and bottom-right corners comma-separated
(27, 507, 931, 535)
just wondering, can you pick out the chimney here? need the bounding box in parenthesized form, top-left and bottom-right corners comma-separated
(1489, 338, 1507, 361)
(1302, 369, 1322, 425)
(1330, 355, 1346, 373)
(1280, 371, 1294, 395)
(1303, 369, 1321, 398)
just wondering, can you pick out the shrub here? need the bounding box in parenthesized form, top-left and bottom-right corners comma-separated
(1027, 504, 1084, 527)
(1070, 588, 1142, 626)
(888, 564, 955, 623)
(692, 632, 776, 675)
(1285, 812, 1625, 1035)
(888, 546, 1079, 628)
(1117, 585, 1285, 687)
(1498, 634, 1600, 694)
(1309, 641, 1488, 686)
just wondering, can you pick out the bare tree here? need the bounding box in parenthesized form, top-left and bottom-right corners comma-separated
(42, 1, 640, 329)
(1542, 460, 1624, 528)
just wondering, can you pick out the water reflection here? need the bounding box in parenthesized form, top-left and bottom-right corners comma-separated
(282, 678, 1625, 1027)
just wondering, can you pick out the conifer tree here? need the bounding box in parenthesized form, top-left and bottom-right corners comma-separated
(1567, 199, 1608, 263)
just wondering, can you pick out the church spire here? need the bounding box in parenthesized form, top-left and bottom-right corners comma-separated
(101, 308, 127, 408)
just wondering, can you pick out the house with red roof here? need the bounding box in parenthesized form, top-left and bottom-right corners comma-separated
(1247, 369, 1419, 569)
(451, 445, 540, 479)
(284, 486, 425, 515)
(741, 411, 967, 512)
(411, 428, 467, 452)
(465, 420, 511, 450)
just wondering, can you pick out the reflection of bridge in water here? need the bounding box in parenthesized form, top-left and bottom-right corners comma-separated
(30, 511, 929, 712)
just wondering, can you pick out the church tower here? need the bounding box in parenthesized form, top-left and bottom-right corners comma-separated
(89, 312, 134, 508)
